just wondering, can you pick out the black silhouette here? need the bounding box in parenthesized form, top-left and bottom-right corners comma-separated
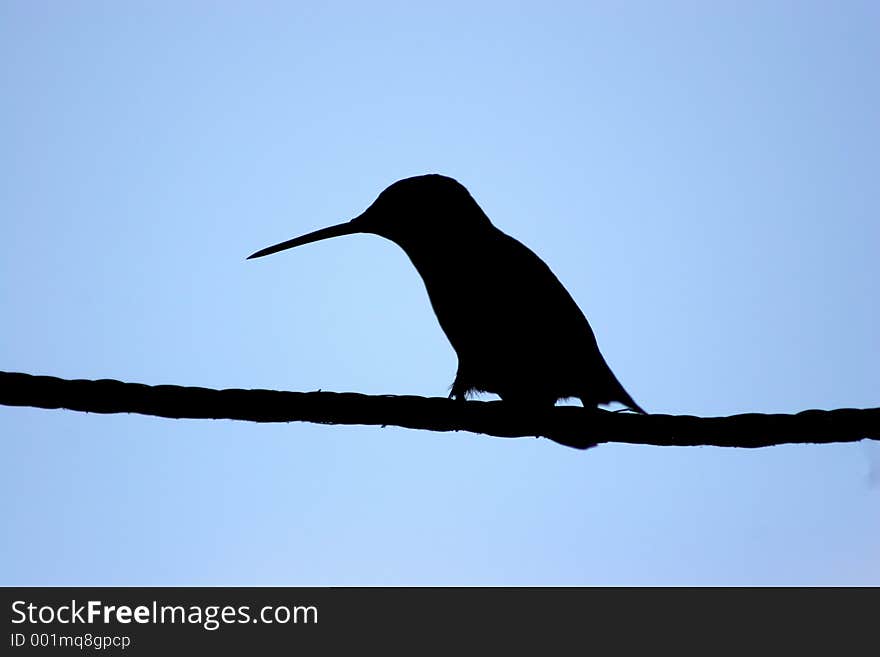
(7, 370, 880, 448)
(248, 175, 645, 413)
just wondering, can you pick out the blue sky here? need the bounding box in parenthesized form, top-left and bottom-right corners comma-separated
(1, 1, 878, 585)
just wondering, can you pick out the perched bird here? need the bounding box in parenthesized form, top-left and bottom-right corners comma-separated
(248, 175, 645, 413)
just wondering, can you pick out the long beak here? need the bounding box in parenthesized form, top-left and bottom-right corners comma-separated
(246, 220, 361, 260)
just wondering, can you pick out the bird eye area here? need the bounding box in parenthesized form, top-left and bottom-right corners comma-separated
(357, 174, 492, 243)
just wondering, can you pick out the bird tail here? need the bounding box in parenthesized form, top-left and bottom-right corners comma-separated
(605, 371, 646, 414)
(617, 390, 646, 414)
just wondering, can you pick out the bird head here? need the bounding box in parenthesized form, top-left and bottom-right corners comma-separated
(247, 174, 493, 260)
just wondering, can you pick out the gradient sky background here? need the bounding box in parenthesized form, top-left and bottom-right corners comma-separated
(2, 1, 878, 585)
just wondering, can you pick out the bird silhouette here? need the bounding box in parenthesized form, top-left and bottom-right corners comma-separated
(248, 174, 645, 413)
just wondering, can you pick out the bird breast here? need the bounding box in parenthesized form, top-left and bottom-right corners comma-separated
(401, 229, 599, 379)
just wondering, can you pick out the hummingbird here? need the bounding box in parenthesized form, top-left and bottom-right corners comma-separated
(248, 174, 645, 413)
